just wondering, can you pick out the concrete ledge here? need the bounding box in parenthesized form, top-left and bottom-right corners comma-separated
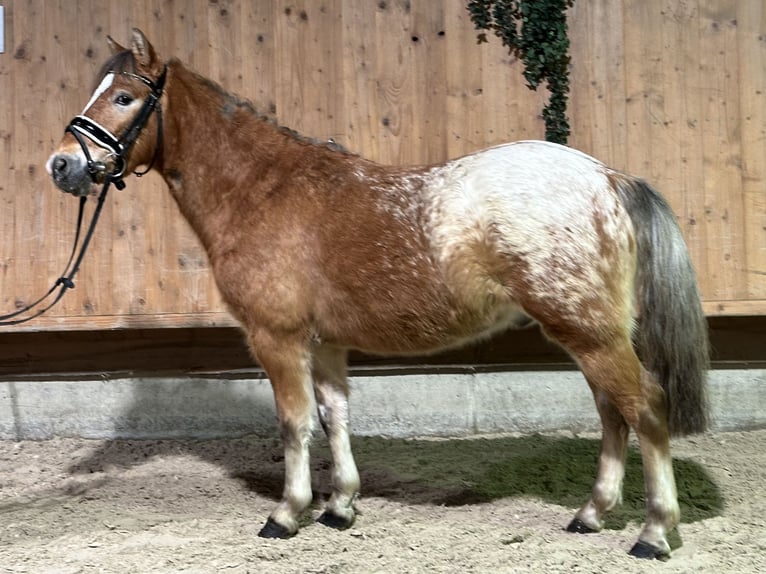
(1, 368, 764, 440)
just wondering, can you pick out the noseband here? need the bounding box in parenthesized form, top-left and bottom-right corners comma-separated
(0, 66, 167, 326)
(65, 65, 167, 190)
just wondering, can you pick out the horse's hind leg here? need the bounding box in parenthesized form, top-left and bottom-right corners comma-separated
(311, 345, 360, 529)
(562, 333, 679, 559)
(566, 386, 629, 534)
(250, 331, 316, 539)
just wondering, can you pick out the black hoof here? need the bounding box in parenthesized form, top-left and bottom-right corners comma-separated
(258, 517, 295, 539)
(317, 510, 355, 530)
(566, 518, 598, 534)
(628, 540, 670, 561)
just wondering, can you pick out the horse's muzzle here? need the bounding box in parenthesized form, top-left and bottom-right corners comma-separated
(47, 152, 98, 197)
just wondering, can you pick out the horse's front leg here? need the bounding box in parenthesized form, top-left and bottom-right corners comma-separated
(250, 331, 316, 539)
(311, 345, 360, 529)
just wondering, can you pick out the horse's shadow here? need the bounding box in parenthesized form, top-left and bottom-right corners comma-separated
(67, 432, 722, 529)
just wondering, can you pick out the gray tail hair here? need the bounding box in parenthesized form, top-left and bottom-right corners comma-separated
(613, 173, 710, 436)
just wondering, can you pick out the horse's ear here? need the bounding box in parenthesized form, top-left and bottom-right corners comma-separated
(130, 28, 157, 69)
(106, 35, 126, 55)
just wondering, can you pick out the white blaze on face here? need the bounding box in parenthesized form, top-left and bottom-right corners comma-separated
(81, 73, 115, 115)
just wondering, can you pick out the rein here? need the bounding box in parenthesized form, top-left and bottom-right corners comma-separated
(0, 66, 167, 326)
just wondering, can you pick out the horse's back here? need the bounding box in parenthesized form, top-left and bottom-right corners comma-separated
(429, 140, 614, 229)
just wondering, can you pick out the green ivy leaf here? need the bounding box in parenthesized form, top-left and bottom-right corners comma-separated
(468, 0, 574, 144)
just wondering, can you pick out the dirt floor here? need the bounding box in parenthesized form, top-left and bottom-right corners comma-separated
(1, 429, 765, 573)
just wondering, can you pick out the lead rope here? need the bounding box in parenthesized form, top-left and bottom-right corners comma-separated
(0, 178, 113, 326)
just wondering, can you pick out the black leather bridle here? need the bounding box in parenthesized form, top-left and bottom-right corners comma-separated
(0, 66, 167, 326)
(66, 66, 167, 188)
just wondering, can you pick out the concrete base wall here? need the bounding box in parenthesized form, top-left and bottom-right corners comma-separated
(1, 368, 764, 440)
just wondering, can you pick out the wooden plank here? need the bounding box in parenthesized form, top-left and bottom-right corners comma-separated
(622, 0, 663, 178)
(737, 1, 766, 299)
(10, 0, 50, 316)
(0, 1, 16, 315)
(208, 0, 242, 94)
(8, 316, 766, 376)
(673, 1, 710, 294)
(584, 1, 627, 168)
(238, 1, 277, 116)
(704, 299, 766, 316)
(45, 0, 86, 319)
(274, 0, 344, 145)
(339, 0, 380, 159)
(3, 311, 237, 333)
(698, 0, 747, 302)
(409, 0, 447, 164)
(372, 0, 417, 164)
(0, 324, 575, 375)
(566, 0, 594, 155)
(443, 2, 486, 159)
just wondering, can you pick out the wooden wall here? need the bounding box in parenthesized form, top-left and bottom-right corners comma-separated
(0, 0, 764, 333)
(568, 1, 766, 315)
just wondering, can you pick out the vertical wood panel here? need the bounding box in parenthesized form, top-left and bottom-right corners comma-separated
(699, 1, 746, 301)
(239, 1, 276, 116)
(410, 1, 447, 165)
(339, 0, 381, 159)
(375, 1, 417, 164)
(46, 0, 85, 318)
(738, 1, 766, 300)
(275, 0, 343, 144)
(0, 1, 15, 314)
(11, 0, 49, 313)
(444, 2, 486, 159)
(674, 1, 710, 292)
(570, 0, 627, 169)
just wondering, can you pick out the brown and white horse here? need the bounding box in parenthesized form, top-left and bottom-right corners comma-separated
(48, 29, 708, 560)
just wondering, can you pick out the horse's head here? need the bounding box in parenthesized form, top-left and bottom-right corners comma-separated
(47, 29, 166, 196)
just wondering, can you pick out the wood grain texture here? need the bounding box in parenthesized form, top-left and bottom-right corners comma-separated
(0, 0, 764, 334)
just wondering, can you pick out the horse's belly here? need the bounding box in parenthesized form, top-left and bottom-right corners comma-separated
(323, 294, 533, 356)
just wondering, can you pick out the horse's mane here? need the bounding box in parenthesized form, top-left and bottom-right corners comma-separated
(179, 59, 352, 155)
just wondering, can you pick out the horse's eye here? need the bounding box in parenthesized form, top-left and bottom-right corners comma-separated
(114, 93, 135, 107)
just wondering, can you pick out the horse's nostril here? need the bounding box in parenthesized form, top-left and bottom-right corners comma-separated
(53, 156, 69, 176)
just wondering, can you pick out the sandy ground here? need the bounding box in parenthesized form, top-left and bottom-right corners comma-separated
(1, 429, 765, 573)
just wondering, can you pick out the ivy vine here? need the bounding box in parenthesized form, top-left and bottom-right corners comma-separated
(467, 0, 575, 144)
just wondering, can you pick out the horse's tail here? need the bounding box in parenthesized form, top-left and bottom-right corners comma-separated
(612, 172, 710, 436)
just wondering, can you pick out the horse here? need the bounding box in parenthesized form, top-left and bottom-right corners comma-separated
(47, 29, 709, 560)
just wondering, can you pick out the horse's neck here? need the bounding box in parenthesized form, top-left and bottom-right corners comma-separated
(157, 61, 282, 252)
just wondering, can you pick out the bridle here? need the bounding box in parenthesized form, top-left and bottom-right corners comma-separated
(67, 65, 167, 188)
(0, 65, 167, 326)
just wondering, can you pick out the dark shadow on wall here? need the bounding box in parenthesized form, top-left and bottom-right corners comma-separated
(67, 433, 722, 529)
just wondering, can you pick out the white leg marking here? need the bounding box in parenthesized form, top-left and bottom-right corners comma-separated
(316, 382, 360, 523)
(270, 417, 315, 533)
